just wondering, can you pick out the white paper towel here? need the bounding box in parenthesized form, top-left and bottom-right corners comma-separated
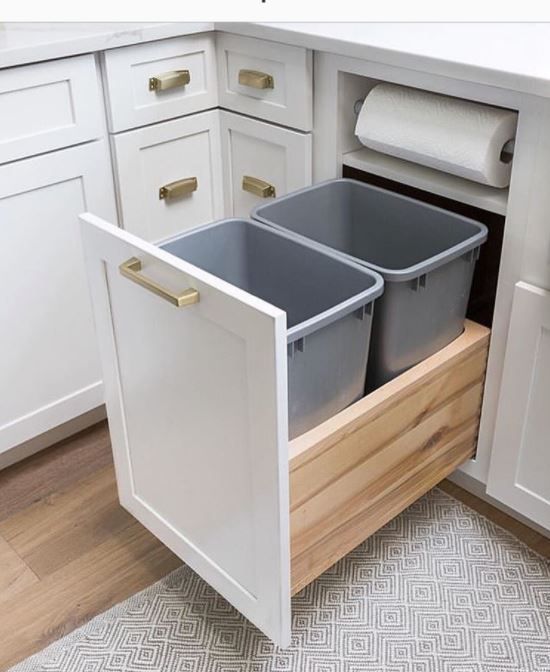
(355, 83, 517, 188)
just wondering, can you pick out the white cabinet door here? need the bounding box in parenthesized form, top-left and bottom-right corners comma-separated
(0, 142, 117, 453)
(80, 213, 291, 647)
(113, 110, 224, 242)
(220, 110, 312, 218)
(487, 281, 550, 531)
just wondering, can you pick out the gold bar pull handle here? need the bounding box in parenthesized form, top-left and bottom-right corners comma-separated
(119, 257, 199, 308)
(159, 177, 198, 201)
(149, 69, 191, 92)
(242, 175, 276, 198)
(238, 69, 274, 90)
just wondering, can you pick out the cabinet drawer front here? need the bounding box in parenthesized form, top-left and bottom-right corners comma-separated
(103, 34, 217, 132)
(289, 320, 490, 595)
(217, 33, 312, 131)
(220, 111, 312, 218)
(0, 55, 102, 164)
(113, 110, 223, 242)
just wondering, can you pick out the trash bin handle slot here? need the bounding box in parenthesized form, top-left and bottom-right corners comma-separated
(119, 257, 200, 308)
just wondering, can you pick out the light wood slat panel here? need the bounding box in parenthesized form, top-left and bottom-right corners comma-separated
(291, 432, 477, 595)
(289, 320, 490, 595)
(0, 466, 134, 579)
(290, 348, 487, 509)
(0, 535, 38, 602)
(289, 320, 489, 467)
(291, 382, 483, 555)
(0, 521, 180, 670)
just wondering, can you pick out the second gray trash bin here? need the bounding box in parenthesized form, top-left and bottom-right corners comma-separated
(252, 178, 488, 389)
(161, 218, 383, 438)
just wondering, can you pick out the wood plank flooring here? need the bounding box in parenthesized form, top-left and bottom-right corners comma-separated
(0, 422, 180, 671)
(0, 421, 548, 669)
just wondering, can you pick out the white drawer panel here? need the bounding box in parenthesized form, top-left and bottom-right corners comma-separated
(216, 33, 312, 131)
(220, 111, 312, 218)
(103, 34, 218, 132)
(0, 55, 103, 164)
(113, 110, 223, 242)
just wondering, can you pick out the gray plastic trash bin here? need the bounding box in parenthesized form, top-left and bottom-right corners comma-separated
(161, 218, 384, 438)
(252, 178, 488, 390)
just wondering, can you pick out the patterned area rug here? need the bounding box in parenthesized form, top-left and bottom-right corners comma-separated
(10, 488, 550, 672)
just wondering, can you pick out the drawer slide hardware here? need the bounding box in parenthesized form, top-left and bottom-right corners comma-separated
(242, 175, 276, 198)
(149, 70, 191, 92)
(119, 257, 200, 307)
(159, 177, 198, 201)
(238, 69, 274, 90)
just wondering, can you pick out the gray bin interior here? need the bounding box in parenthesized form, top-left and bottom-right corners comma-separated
(161, 218, 383, 438)
(252, 178, 488, 389)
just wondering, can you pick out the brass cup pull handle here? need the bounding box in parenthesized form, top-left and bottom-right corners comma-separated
(242, 175, 276, 198)
(119, 257, 200, 308)
(159, 177, 198, 201)
(149, 69, 191, 92)
(238, 69, 274, 90)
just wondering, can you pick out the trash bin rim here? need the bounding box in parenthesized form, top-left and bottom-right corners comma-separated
(252, 178, 489, 283)
(159, 217, 384, 343)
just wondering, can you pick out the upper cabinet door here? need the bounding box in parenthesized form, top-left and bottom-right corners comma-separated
(216, 33, 312, 131)
(220, 110, 312, 218)
(112, 110, 224, 242)
(103, 34, 218, 133)
(80, 213, 291, 647)
(487, 281, 550, 531)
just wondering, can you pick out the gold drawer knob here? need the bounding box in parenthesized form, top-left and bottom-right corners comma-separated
(119, 257, 199, 308)
(238, 69, 274, 90)
(159, 177, 198, 201)
(149, 70, 191, 92)
(242, 175, 276, 198)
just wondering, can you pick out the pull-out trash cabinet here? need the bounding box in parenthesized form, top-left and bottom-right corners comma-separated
(80, 211, 490, 648)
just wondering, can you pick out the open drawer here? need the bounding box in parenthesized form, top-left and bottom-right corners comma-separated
(80, 213, 489, 648)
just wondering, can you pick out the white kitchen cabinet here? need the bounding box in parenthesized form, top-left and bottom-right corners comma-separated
(0, 142, 117, 453)
(220, 110, 312, 218)
(80, 209, 489, 646)
(102, 34, 218, 133)
(487, 281, 550, 531)
(0, 54, 103, 164)
(112, 110, 223, 242)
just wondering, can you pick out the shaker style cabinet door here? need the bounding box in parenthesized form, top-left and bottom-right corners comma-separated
(487, 281, 550, 531)
(112, 110, 224, 242)
(0, 142, 117, 453)
(220, 110, 312, 218)
(80, 213, 292, 647)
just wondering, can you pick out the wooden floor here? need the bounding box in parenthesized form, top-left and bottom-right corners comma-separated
(0, 422, 549, 670)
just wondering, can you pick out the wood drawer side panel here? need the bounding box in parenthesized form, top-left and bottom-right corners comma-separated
(289, 321, 490, 595)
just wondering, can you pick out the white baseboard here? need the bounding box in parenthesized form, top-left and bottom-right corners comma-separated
(0, 405, 107, 471)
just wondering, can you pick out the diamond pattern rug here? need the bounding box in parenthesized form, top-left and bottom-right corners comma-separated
(10, 488, 550, 672)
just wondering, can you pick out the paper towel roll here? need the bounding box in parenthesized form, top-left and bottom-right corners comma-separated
(355, 83, 517, 188)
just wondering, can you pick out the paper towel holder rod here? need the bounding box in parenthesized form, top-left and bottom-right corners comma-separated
(353, 98, 515, 162)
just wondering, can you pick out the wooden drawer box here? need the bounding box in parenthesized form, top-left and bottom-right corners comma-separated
(102, 34, 217, 132)
(216, 33, 313, 131)
(0, 55, 102, 164)
(289, 320, 488, 594)
(80, 213, 489, 647)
